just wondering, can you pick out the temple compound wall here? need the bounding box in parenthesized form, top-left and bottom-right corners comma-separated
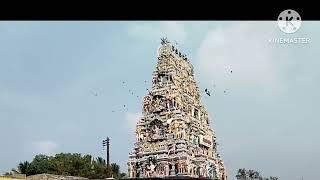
(127, 38, 227, 180)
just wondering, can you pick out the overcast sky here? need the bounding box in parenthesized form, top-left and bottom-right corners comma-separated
(0, 21, 319, 180)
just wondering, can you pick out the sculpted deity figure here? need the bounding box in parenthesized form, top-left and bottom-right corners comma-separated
(143, 103, 149, 112)
(150, 163, 155, 172)
(188, 164, 191, 175)
(165, 164, 169, 176)
(160, 169, 165, 177)
(154, 125, 160, 135)
(157, 97, 162, 107)
(147, 132, 152, 141)
(200, 165, 204, 176)
(139, 133, 144, 141)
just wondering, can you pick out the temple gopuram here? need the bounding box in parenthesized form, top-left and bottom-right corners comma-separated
(127, 38, 227, 180)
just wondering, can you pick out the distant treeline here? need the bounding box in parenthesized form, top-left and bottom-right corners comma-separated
(236, 168, 279, 180)
(4, 153, 126, 179)
(4, 153, 279, 180)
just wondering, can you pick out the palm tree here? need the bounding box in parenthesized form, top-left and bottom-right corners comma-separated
(236, 168, 248, 180)
(111, 163, 120, 178)
(12, 161, 31, 175)
(236, 168, 278, 180)
(83, 155, 92, 164)
(96, 157, 105, 165)
(245, 170, 260, 180)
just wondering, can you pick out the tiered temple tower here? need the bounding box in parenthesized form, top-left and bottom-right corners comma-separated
(127, 38, 227, 180)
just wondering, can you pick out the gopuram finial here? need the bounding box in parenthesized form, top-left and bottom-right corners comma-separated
(160, 37, 170, 45)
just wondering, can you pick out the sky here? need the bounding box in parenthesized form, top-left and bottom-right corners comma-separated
(0, 21, 319, 180)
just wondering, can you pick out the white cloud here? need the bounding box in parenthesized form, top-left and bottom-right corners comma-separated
(196, 22, 287, 96)
(29, 140, 59, 156)
(128, 21, 187, 43)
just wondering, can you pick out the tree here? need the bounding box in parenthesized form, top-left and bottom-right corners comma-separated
(8, 153, 125, 179)
(3, 172, 13, 176)
(236, 168, 279, 180)
(247, 169, 256, 180)
(236, 168, 248, 180)
(269, 177, 279, 180)
(111, 163, 120, 178)
(28, 154, 55, 175)
(12, 161, 31, 175)
(120, 172, 127, 178)
(251, 170, 261, 180)
(96, 157, 105, 165)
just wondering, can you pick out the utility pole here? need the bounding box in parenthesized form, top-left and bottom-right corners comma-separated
(103, 137, 110, 177)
